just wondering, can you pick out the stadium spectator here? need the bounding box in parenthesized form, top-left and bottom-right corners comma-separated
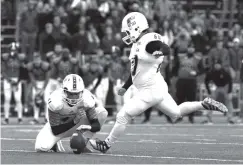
(71, 25, 88, 56)
(101, 26, 116, 54)
(190, 25, 207, 54)
(86, 24, 100, 54)
(201, 9, 218, 41)
(67, 7, 81, 35)
(58, 23, 71, 49)
(37, 3, 54, 35)
(46, 42, 63, 63)
(142, 0, 155, 22)
(55, 6, 68, 25)
(174, 43, 202, 123)
(52, 16, 61, 38)
(208, 39, 230, 68)
(203, 62, 235, 124)
(19, 0, 38, 61)
(154, 0, 172, 21)
(229, 38, 243, 82)
(1, 0, 14, 25)
(159, 19, 174, 46)
(38, 23, 57, 60)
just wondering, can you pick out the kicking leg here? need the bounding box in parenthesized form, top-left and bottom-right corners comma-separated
(90, 95, 153, 152)
(156, 93, 228, 122)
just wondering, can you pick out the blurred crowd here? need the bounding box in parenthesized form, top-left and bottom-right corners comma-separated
(1, 0, 243, 124)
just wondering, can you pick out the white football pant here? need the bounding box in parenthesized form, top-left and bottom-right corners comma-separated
(3, 78, 22, 119)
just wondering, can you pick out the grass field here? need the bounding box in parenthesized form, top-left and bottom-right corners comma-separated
(1, 116, 243, 164)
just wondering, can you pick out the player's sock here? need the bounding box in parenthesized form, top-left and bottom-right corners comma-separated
(34, 107, 39, 121)
(178, 101, 203, 116)
(105, 121, 126, 147)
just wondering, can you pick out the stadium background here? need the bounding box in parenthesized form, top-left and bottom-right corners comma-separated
(1, 0, 243, 124)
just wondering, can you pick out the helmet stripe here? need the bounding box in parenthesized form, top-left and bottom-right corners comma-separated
(73, 75, 76, 90)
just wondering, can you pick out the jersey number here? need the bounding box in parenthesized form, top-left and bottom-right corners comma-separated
(131, 55, 138, 76)
(154, 34, 161, 40)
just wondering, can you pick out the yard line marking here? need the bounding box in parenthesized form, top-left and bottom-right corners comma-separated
(1, 149, 243, 163)
(193, 139, 217, 141)
(2, 138, 243, 146)
(86, 153, 243, 163)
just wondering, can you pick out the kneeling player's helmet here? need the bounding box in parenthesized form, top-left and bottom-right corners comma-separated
(121, 12, 149, 45)
(62, 74, 84, 106)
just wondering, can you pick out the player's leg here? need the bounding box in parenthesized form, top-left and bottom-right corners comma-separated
(156, 92, 228, 122)
(15, 81, 23, 123)
(35, 122, 62, 152)
(31, 84, 40, 124)
(95, 95, 154, 151)
(3, 79, 11, 124)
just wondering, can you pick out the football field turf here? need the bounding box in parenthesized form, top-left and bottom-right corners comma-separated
(1, 116, 243, 164)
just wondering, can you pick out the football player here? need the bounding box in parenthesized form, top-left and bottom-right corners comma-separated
(89, 12, 228, 153)
(1, 42, 25, 124)
(27, 52, 51, 124)
(35, 74, 108, 153)
(44, 48, 78, 122)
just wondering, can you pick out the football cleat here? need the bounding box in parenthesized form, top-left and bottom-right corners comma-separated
(202, 97, 228, 114)
(2, 118, 9, 125)
(89, 139, 110, 153)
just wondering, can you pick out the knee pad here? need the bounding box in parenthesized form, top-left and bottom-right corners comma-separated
(116, 110, 132, 125)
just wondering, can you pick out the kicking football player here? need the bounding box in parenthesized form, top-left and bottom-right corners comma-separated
(89, 12, 228, 153)
(35, 74, 108, 153)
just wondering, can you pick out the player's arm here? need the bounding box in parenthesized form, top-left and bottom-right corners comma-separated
(145, 40, 171, 63)
(122, 74, 132, 90)
(85, 93, 102, 132)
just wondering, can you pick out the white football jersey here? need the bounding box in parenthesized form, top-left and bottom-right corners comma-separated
(129, 32, 166, 88)
(48, 88, 98, 127)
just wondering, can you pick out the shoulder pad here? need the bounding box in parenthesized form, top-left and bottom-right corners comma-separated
(82, 89, 95, 109)
(70, 58, 78, 64)
(41, 62, 50, 71)
(18, 53, 26, 61)
(48, 89, 64, 111)
(2, 53, 9, 61)
(46, 51, 54, 58)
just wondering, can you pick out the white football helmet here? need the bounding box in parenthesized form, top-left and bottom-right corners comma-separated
(121, 12, 149, 45)
(62, 74, 85, 106)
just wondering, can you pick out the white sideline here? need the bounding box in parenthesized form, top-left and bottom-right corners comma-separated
(1, 149, 243, 163)
(1, 137, 243, 146)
